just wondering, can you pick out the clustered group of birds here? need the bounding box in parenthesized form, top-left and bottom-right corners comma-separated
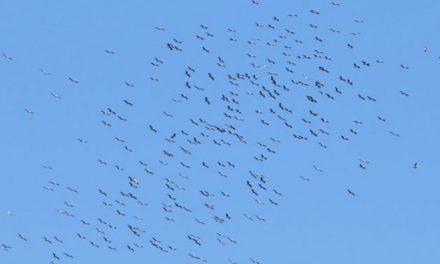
(1, 0, 432, 263)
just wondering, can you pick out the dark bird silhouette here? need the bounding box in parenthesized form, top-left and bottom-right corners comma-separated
(400, 90, 409, 96)
(347, 189, 356, 196)
(68, 76, 79, 84)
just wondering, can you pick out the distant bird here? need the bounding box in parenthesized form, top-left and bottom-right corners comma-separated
(347, 189, 356, 196)
(149, 124, 158, 133)
(2, 53, 13, 60)
(250, 258, 261, 264)
(389, 131, 400, 137)
(312, 165, 323, 172)
(299, 176, 311, 182)
(51, 93, 62, 99)
(400, 64, 409, 69)
(378, 116, 386, 122)
(123, 99, 133, 106)
(52, 253, 60, 260)
(44, 236, 53, 244)
(1, 244, 12, 250)
(68, 76, 79, 84)
(66, 186, 78, 193)
(40, 68, 51, 75)
(400, 90, 409, 96)
(24, 109, 34, 114)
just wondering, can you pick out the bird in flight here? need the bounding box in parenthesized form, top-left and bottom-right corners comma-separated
(347, 189, 356, 196)
(2, 53, 12, 60)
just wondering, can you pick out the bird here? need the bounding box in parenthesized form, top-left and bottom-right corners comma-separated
(18, 234, 27, 241)
(43, 236, 53, 244)
(50, 93, 62, 99)
(39, 68, 51, 75)
(24, 109, 34, 114)
(1, 52, 13, 61)
(389, 131, 400, 137)
(1, 244, 12, 250)
(123, 99, 133, 106)
(347, 189, 356, 196)
(400, 90, 409, 96)
(66, 186, 78, 193)
(154, 26, 166, 31)
(52, 253, 60, 260)
(299, 176, 311, 182)
(149, 124, 158, 133)
(378, 116, 386, 122)
(68, 76, 79, 84)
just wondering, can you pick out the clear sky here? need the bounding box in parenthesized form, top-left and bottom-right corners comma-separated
(1, 0, 440, 263)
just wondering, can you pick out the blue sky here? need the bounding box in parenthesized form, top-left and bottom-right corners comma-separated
(1, 0, 440, 263)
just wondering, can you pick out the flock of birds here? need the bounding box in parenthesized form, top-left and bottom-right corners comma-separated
(1, 1, 430, 263)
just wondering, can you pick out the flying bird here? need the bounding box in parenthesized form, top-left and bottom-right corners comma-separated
(347, 189, 356, 196)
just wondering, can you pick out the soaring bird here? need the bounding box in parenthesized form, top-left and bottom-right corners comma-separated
(68, 76, 79, 84)
(50, 93, 62, 99)
(347, 189, 356, 196)
(2, 53, 13, 60)
(400, 90, 409, 96)
(40, 68, 51, 75)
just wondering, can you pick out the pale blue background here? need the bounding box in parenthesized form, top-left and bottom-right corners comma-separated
(1, 0, 440, 263)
